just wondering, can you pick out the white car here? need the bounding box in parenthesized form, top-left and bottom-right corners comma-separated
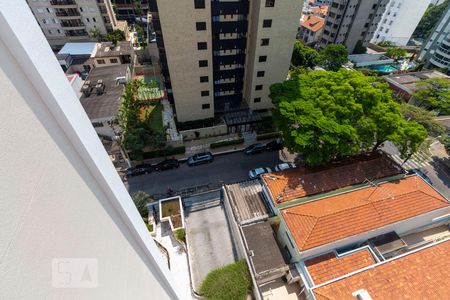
(248, 167, 272, 179)
(275, 163, 296, 172)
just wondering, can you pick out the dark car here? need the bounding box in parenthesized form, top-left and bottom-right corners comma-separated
(409, 168, 433, 185)
(244, 143, 266, 155)
(266, 140, 283, 151)
(154, 159, 180, 171)
(126, 164, 153, 177)
(187, 152, 214, 166)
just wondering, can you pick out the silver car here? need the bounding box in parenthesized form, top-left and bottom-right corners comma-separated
(248, 167, 272, 179)
(275, 162, 296, 172)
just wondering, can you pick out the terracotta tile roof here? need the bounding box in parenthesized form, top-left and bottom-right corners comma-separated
(301, 16, 325, 32)
(281, 176, 449, 251)
(305, 249, 376, 285)
(310, 5, 328, 17)
(312, 240, 450, 300)
(261, 154, 402, 205)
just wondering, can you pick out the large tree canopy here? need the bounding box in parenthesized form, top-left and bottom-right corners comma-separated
(270, 70, 427, 165)
(319, 44, 348, 71)
(291, 41, 321, 68)
(413, 77, 450, 115)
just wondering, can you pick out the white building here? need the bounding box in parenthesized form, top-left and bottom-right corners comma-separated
(0, 2, 184, 299)
(371, 0, 432, 46)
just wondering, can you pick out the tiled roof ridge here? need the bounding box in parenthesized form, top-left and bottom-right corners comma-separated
(313, 291, 334, 300)
(302, 217, 320, 249)
(283, 209, 319, 219)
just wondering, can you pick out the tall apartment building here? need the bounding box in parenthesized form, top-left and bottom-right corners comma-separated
(319, 0, 389, 53)
(114, 0, 149, 23)
(149, 0, 301, 122)
(371, 0, 431, 46)
(26, 0, 117, 49)
(0, 2, 182, 299)
(419, 5, 450, 70)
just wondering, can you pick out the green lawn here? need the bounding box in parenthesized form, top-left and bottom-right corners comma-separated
(140, 104, 164, 134)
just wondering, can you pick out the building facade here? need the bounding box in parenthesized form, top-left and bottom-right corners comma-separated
(419, 5, 450, 70)
(371, 0, 431, 46)
(0, 2, 183, 299)
(149, 0, 300, 122)
(298, 15, 325, 45)
(26, 0, 117, 49)
(319, 0, 389, 53)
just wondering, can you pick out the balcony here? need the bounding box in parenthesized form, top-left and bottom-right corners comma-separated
(213, 53, 245, 66)
(214, 81, 243, 93)
(213, 37, 246, 50)
(55, 9, 81, 18)
(65, 30, 89, 37)
(61, 21, 85, 29)
(212, 20, 248, 34)
(50, 0, 77, 7)
(214, 68, 244, 80)
(211, 0, 249, 15)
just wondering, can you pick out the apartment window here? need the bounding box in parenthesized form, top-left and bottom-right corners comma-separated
(86, 17, 90, 22)
(197, 42, 207, 50)
(257, 71, 265, 77)
(265, 0, 275, 7)
(93, 17, 96, 22)
(79, 7, 83, 12)
(97, 59, 105, 64)
(389, 20, 393, 25)
(48, 29, 52, 34)
(263, 19, 272, 28)
(254, 97, 261, 103)
(261, 38, 269, 46)
(255, 85, 263, 91)
(110, 58, 118, 63)
(259, 55, 267, 62)
(372, 4, 377, 9)
(199, 60, 208, 67)
(196, 22, 206, 31)
(194, 0, 205, 9)
(201, 90, 210, 96)
(46, 8, 51, 13)
(200, 76, 209, 83)
(284, 245, 292, 260)
(364, 23, 369, 28)
(202, 104, 210, 109)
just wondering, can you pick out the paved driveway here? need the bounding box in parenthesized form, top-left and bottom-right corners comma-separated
(184, 191, 237, 292)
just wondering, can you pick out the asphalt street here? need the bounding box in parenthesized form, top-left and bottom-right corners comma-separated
(127, 151, 282, 196)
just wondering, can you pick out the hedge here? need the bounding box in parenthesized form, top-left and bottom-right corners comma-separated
(256, 132, 280, 141)
(131, 146, 186, 160)
(174, 228, 186, 243)
(210, 138, 244, 149)
(177, 117, 220, 131)
(199, 260, 251, 300)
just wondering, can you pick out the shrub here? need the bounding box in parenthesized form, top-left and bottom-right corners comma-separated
(174, 228, 186, 243)
(146, 223, 154, 232)
(200, 260, 251, 300)
(256, 132, 280, 141)
(210, 139, 244, 149)
(132, 146, 185, 160)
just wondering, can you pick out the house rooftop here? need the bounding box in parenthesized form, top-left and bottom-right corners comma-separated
(385, 70, 450, 94)
(261, 153, 402, 205)
(92, 41, 133, 58)
(79, 64, 128, 121)
(241, 221, 287, 279)
(281, 175, 449, 251)
(301, 16, 325, 32)
(304, 248, 377, 286)
(311, 239, 450, 299)
(57, 42, 97, 56)
(224, 180, 269, 225)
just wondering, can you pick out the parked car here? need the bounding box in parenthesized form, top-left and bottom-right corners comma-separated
(409, 168, 433, 185)
(187, 152, 214, 166)
(248, 167, 272, 179)
(126, 164, 153, 177)
(244, 143, 266, 155)
(154, 159, 180, 171)
(275, 162, 296, 172)
(266, 140, 283, 151)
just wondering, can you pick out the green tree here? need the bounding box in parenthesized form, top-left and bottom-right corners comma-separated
(353, 40, 367, 54)
(270, 70, 427, 165)
(412, 0, 450, 39)
(392, 120, 428, 163)
(106, 29, 125, 44)
(400, 103, 444, 136)
(413, 78, 450, 115)
(89, 26, 102, 42)
(291, 41, 321, 68)
(386, 47, 407, 61)
(319, 44, 348, 71)
(378, 40, 396, 48)
(132, 191, 153, 217)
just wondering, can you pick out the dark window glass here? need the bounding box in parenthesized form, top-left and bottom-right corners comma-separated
(194, 0, 205, 9)
(255, 85, 263, 91)
(263, 19, 272, 28)
(259, 56, 267, 62)
(257, 71, 265, 77)
(202, 103, 210, 109)
(261, 38, 269, 46)
(196, 22, 206, 31)
(201, 90, 209, 96)
(197, 42, 207, 50)
(199, 60, 208, 67)
(265, 0, 275, 7)
(254, 97, 261, 103)
(200, 76, 209, 83)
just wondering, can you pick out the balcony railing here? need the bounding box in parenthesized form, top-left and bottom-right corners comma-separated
(213, 37, 246, 51)
(55, 9, 81, 17)
(50, 0, 76, 5)
(65, 30, 89, 37)
(213, 53, 245, 66)
(211, 0, 249, 15)
(212, 20, 248, 34)
(61, 21, 85, 28)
